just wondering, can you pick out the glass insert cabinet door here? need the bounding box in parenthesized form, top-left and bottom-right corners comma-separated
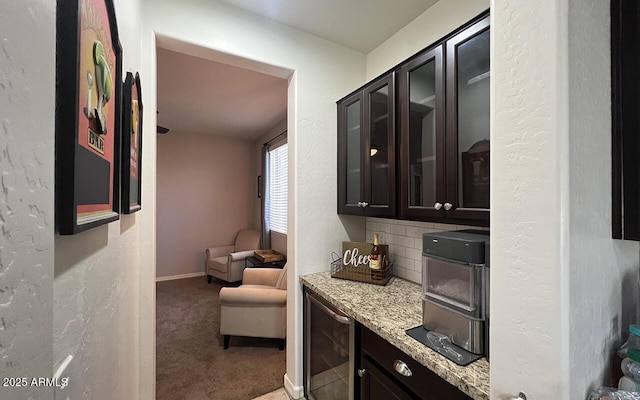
(338, 92, 364, 214)
(399, 45, 445, 219)
(364, 74, 395, 215)
(346, 98, 362, 206)
(446, 17, 490, 218)
(338, 73, 395, 216)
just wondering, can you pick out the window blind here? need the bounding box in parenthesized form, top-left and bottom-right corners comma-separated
(268, 143, 288, 234)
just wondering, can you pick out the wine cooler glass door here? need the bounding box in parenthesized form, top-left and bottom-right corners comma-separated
(305, 291, 355, 400)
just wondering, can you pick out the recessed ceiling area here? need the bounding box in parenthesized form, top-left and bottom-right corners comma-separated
(218, 0, 439, 54)
(156, 47, 288, 139)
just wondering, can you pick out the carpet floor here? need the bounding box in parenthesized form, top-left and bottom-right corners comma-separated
(156, 276, 286, 400)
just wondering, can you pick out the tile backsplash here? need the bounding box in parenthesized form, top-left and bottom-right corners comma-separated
(365, 217, 488, 284)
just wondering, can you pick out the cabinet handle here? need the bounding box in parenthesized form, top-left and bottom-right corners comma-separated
(362, 202, 369, 207)
(393, 360, 412, 377)
(444, 202, 453, 211)
(357, 202, 363, 207)
(357, 368, 366, 377)
(506, 393, 527, 400)
(434, 202, 443, 210)
(307, 294, 352, 325)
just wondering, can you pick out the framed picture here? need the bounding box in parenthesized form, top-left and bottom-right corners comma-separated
(122, 72, 143, 214)
(56, 0, 122, 234)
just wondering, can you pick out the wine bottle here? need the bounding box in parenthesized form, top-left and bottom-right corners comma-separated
(370, 233, 381, 270)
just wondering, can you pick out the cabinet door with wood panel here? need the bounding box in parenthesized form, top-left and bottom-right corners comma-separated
(359, 357, 415, 400)
(359, 325, 472, 400)
(338, 73, 396, 217)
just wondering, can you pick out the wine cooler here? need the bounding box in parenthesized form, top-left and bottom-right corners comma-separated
(304, 289, 355, 400)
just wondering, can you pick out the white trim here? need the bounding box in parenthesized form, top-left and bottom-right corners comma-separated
(155, 272, 205, 282)
(284, 373, 304, 399)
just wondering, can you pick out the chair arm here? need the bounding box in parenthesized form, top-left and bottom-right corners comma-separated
(219, 287, 286, 306)
(229, 250, 256, 261)
(242, 268, 282, 286)
(206, 245, 235, 260)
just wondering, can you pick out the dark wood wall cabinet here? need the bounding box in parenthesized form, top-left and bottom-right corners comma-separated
(612, 0, 640, 240)
(359, 325, 471, 400)
(338, 73, 396, 217)
(338, 12, 490, 226)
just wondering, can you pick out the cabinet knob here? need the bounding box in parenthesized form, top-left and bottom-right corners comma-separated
(362, 202, 369, 207)
(506, 393, 527, 400)
(357, 202, 363, 207)
(434, 202, 443, 210)
(444, 202, 453, 211)
(357, 368, 366, 377)
(392, 360, 412, 377)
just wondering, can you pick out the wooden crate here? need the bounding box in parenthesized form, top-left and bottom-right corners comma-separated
(254, 249, 285, 263)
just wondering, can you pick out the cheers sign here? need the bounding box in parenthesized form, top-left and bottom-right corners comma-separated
(341, 241, 388, 269)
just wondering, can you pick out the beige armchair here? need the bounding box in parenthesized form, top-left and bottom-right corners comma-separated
(219, 263, 288, 350)
(205, 229, 261, 283)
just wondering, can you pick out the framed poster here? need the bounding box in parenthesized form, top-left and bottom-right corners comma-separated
(121, 72, 143, 214)
(56, 0, 122, 234)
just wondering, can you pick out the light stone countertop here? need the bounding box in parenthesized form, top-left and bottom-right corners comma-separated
(299, 272, 489, 400)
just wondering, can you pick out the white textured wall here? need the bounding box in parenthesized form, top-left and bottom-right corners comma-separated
(53, 0, 144, 399)
(492, 0, 640, 397)
(568, 0, 639, 396)
(366, 0, 489, 81)
(491, 0, 571, 397)
(0, 1, 55, 399)
(138, 33, 157, 400)
(140, 1, 366, 396)
(156, 133, 254, 278)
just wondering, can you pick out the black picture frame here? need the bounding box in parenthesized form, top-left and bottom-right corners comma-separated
(122, 72, 143, 214)
(56, 0, 123, 234)
(56, 0, 123, 235)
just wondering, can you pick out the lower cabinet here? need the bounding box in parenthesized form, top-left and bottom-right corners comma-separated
(358, 325, 471, 400)
(360, 357, 414, 400)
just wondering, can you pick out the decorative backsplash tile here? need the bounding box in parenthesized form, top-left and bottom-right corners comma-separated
(365, 217, 488, 284)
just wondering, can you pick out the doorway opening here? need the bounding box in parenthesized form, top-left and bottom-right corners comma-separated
(153, 38, 293, 400)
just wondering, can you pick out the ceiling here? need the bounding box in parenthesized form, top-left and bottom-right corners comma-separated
(219, 0, 439, 54)
(157, 0, 438, 139)
(156, 47, 288, 139)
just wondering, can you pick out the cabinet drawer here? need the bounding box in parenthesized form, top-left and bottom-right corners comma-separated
(361, 326, 471, 400)
(361, 356, 414, 400)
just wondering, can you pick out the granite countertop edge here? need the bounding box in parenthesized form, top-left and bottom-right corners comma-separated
(300, 272, 490, 400)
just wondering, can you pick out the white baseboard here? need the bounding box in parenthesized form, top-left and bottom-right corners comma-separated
(284, 374, 304, 399)
(155, 272, 205, 282)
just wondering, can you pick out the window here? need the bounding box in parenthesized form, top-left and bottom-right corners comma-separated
(268, 143, 288, 234)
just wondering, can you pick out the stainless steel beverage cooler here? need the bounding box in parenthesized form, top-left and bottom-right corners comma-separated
(421, 230, 489, 357)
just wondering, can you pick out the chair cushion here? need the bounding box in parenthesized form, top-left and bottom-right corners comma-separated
(219, 286, 286, 306)
(210, 256, 228, 273)
(239, 284, 273, 290)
